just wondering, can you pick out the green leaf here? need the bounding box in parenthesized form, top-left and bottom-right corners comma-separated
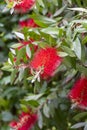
(38, 110, 43, 129)
(73, 38, 81, 59)
(14, 32, 24, 40)
(76, 64, 87, 76)
(73, 112, 87, 121)
(47, 92, 57, 100)
(41, 27, 59, 35)
(2, 87, 19, 98)
(26, 100, 39, 107)
(1, 111, 13, 122)
(37, 0, 45, 7)
(0, 98, 8, 107)
(43, 103, 50, 118)
(31, 14, 56, 24)
(26, 45, 31, 58)
(68, 7, 87, 13)
(61, 46, 75, 57)
(25, 93, 44, 101)
(9, 52, 14, 64)
(53, 5, 67, 17)
(18, 68, 24, 81)
(11, 69, 17, 84)
(0, 76, 10, 85)
(1, 65, 13, 72)
(11, 43, 23, 48)
(71, 122, 86, 129)
(52, 0, 58, 6)
(67, 0, 72, 4)
(16, 48, 26, 64)
(27, 76, 34, 81)
(82, 36, 87, 45)
(84, 124, 87, 130)
(58, 51, 68, 57)
(21, 100, 39, 107)
(7, 1, 15, 8)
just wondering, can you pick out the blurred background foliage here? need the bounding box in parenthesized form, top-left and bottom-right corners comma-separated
(0, 0, 87, 130)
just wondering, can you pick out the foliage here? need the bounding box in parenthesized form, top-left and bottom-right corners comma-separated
(0, 0, 87, 130)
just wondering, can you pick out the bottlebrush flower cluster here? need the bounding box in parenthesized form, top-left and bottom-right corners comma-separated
(30, 47, 62, 79)
(5, 1, 63, 128)
(9, 0, 36, 13)
(68, 77, 87, 109)
(19, 18, 38, 28)
(9, 110, 38, 130)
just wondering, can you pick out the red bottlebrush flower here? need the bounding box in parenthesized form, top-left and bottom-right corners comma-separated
(9, 0, 35, 13)
(10, 110, 38, 130)
(68, 77, 87, 109)
(10, 121, 18, 128)
(19, 19, 38, 28)
(30, 47, 62, 79)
